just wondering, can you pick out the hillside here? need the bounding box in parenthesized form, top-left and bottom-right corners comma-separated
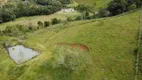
(0, 9, 140, 80)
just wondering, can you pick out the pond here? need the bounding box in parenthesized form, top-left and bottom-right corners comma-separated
(7, 45, 40, 64)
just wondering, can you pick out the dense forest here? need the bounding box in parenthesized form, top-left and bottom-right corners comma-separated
(0, 0, 141, 23)
(0, 0, 71, 23)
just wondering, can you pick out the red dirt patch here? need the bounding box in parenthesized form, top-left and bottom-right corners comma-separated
(57, 43, 89, 51)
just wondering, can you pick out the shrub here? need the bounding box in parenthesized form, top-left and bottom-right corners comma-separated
(51, 46, 92, 71)
(139, 47, 142, 73)
(0, 30, 3, 36)
(37, 21, 43, 27)
(2, 25, 35, 37)
(51, 18, 61, 25)
(0, 15, 3, 23)
(86, 16, 92, 20)
(67, 17, 73, 22)
(85, 11, 89, 17)
(75, 15, 83, 20)
(44, 21, 50, 27)
(28, 26, 33, 31)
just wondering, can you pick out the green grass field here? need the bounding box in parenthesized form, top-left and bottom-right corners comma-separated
(0, 9, 140, 80)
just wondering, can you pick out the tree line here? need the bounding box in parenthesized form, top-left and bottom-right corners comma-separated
(0, 0, 71, 23)
(107, 0, 142, 16)
(0, 17, 62, 37)
(75, 0, 142, 18)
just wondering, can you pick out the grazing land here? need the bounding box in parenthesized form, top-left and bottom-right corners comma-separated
(0, 0, 141, 80)
(0, 9, 140, 80)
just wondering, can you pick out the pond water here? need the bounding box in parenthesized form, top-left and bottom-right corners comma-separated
(7, 45, 39, 64)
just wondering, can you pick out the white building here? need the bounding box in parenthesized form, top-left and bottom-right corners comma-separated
(61, 8, 75, 13)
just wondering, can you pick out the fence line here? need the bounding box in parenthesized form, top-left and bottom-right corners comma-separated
(135, 7, 142, 80)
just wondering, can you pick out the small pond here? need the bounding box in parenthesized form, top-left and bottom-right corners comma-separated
(7, 45, 40, 64)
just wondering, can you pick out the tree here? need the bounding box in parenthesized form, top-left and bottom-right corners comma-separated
(2, 9, 16, 22)
(0, 0, 64, 23)
(44, 21, 50, 27)
(107, 0, 127, 15)
(51, 18, 61, 25)
(58, 0, 72, 4)
(75, 4, 90, 12)
(36, 0, 50, 5)
(135, 0, 142, 7)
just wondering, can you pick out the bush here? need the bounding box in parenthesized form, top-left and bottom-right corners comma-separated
(2, 25, 35, 37)
(85, 11, 89, 17)
(67, 17, 73, 22)
(75, 15, 83, 20)
(51, 46, 92, 71)
(133, 48, 138, 55)
(51, 18, 61, 25)
(0, 30, 3, 36)
(37, 21, 43, 27)
(28, 26, 33, 31)
(44, 21, 50, 27)
(86, 16, 92, 20)
(0, 14, 3, 23)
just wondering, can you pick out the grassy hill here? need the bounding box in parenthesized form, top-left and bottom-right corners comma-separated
(0, 9, 140, 80)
